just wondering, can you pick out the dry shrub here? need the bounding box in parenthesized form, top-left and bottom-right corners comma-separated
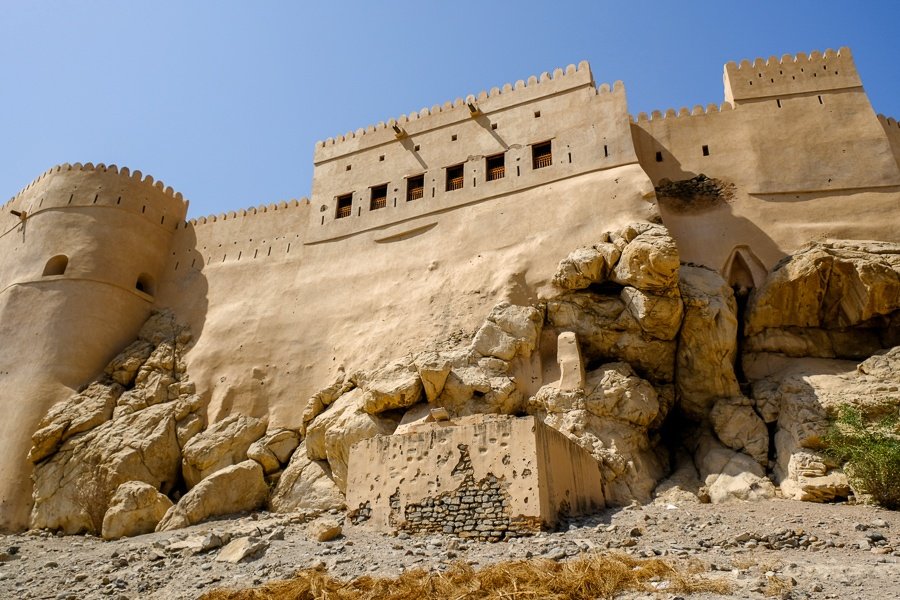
(200, 552, 732, 600)
(763, 573, 795, 598)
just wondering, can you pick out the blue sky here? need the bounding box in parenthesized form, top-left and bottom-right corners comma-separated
(1, 1, 898, 217)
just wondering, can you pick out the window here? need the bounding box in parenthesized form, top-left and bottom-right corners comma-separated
(42, 255, 68, 276)
(451, 134, 458, 141)
(486, 153, 505, 181)
(702, 145, 710, 156)
(370, 184, 387, 210)
(406, 175, 424, 201)
(532, 141, 552, 169)
(135, 273, 155, 296)
(655, 151, 663, 162)
(534, 110, 541, 118)
(335, 194, 353, 219)
(446, 164, 464, 191)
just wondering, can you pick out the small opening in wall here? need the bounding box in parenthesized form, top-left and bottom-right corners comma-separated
(370, 184, 388, 210)
(414, 144, 420, 151)
(770, 78, 774, 83)
(702, 144, 710, 156)
(335, 193, 353, 219)
(749, 81, 753, 86)
(486, 153, 505, 181)
(446, 164, 464, 191)
(142, 205, 146, 213)
(655, 151, 663, 162)
(42, 255, 68, 277)
(407, 174, 424, 201)
(160, 216, 165, 225)
(491, 123, 498, 130)
(93, 194, 98, 204)
(379, 155, 385, 161)
(532, 141, 552, 169)
(135, 273, 155, 296)
(776, 99, 782, 108)
(604, 145, 609, 158)
(345, 165, 352, 171)
(534, 110, 541, 118)
(68, 194, 73, 205)
(567, 151, 572, 163)
(818, 95, 824, 105)
(174, 261, 179, 271)
(116, 196, 121, 205)
(451, 134, 458, 141)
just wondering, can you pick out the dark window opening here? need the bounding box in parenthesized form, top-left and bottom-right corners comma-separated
(451, 134, 458, 141)
(407, 175, 424, 201)
(345, 165, 352, 171)
(604, 145, 609, 158)
(818, 95, 824, 105)
(702, 145, 710, 156)
(370, 184, 388, 210)
(776, 99, 782, 108)
(491, 123, 498, 130)
(414, 144, 420, 151)
(446, 164, 464, 191)
(42, 255, 68, 277)
(379, 155, 385, 161)
(534, 110, 541, 118)
(135, 273, 155, 296)
(655, 151, 663, 162)
(486, 153, 505, 181)
(532, 141, 552, 169)
(335, 194, 353, 219)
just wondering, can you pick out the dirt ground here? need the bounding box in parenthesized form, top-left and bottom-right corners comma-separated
(1, 497, 897, 600)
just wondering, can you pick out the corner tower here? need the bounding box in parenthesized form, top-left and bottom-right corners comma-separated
(0, 163, 187, 531)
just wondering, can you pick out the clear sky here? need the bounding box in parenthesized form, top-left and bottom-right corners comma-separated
(1, 1, 898, 217)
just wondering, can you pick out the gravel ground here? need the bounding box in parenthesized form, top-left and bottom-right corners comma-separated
(1, 498, 898, 600)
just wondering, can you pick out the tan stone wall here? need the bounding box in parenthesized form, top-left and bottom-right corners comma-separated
(878, 114, 900, 171)
(345, 415, 603, 537)
(0, 164, 186, 530)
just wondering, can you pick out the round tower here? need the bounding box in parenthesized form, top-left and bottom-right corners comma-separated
(0, 163, 188, 531)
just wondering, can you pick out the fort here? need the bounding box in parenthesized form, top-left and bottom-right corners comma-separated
(1, 47, 899, 535)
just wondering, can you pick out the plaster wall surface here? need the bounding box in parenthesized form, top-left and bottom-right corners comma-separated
(345, 415, 604, 534)
(0, 164, 186, 530)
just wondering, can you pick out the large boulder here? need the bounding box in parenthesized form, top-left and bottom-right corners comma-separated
(269, 441, 344, 513)
(101, 481, 173, 540)
(305, 389, 398, 491)
(694, 435, 775, 504)
(471, 303, 543, 362)
(156, 460, 268, 531)
(360, 360, 423, 415)
(28, 382, 122, 463)
(676, 266, 741, 419)
(181, 414, 267, 488)
(247, 429, 300, 475)
(552, 240, 621, 290)
(610, 223, 680, 296)
(709, 397, 769, 466)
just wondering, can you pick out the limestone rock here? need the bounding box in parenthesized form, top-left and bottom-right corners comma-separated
(676, 266, 741, 419)
(300, 372, 356, 436)
(361, 360, 423, 415)
(709, 397, 769, 466)
(181, 414, 267, 489)
(694, 435, 775, 504)
(305, 388, 398, 491)
(104, 340, 155, 386)
(611, 224, 680, 296)
(308, 518, 342, 542)
(471, 303, 543, 362)
(30, 400, 189, 534)
(269, 441, 344, 513)
(556, 332, 585, 392)
(552, 241, 621, 290)
(547, 292, 676, 382)
(247, 429, 300, 474)
(114, 371, 175, 418)
(620, 287, 683, 341)
(28, 382, 122, 463)
(156, 460, 268, 531)
(101, 481, 173, 540)
(215, 537, 268, 563)
(413, 352, 452, 402)
(745, 240, 900, 360)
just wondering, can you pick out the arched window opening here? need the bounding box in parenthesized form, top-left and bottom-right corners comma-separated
(42, 255, 68, 277)
(135, 273, 155, 296)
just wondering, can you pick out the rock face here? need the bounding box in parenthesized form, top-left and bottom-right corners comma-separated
(101, 481, 174, 540)
(156, 460, 268, 531)
(269, 441, 344, 513)
(181, 414, 267, 488)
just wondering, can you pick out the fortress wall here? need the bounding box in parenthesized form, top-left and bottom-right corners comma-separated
(878, 114, 900, 170)
(724, 48, 861, 104)
(0, 165, 186, 530)
(632, 82, 900, 273)
(309, 64, 635, 243)
(156, 165, 656, 430)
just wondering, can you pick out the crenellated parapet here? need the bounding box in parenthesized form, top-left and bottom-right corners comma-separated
(188, 197, 309, 227)
(724, 47, 861, 104)
(631, 102, 735, 123)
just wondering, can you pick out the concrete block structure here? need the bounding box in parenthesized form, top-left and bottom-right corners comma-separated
(345, 415, 605, 540)
(1, 47, 899, 530)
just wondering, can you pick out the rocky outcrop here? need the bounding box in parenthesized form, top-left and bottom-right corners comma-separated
(694, 435, 775, 504)
(181, 414, 267, 488)
(709, 397, 769, 466)
(156, 460, 268, 531)
(101, 481, 173, 540)
(269, 441, 344, 513)
(247, 429, 300, 475)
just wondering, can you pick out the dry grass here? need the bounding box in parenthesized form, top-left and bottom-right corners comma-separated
(200, 552, 732, 600)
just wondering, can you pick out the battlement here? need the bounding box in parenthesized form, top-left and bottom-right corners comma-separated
(314, 61, 595, 163)
(724, 47, 861, 104)
(188, 197, 309, 227)
(631, 102, 734, 123)
(2, 162, 189, 233)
